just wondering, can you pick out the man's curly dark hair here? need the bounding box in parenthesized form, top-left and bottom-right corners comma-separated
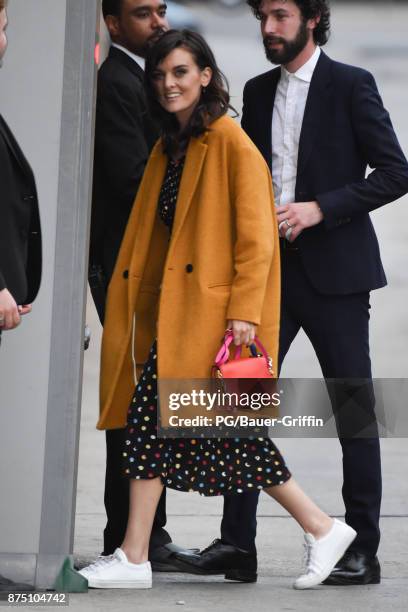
(247, 0, 331, 46)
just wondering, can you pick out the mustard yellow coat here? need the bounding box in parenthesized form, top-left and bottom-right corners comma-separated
(98, 115, 280, 430)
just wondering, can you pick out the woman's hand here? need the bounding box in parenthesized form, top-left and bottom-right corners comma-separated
(0, 288, 21, 330)
(228, 320, 256, 346)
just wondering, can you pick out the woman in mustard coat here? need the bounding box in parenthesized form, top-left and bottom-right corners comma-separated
(80, 30, 355, 591)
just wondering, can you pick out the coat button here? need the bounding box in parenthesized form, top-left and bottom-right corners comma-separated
(185, 264, 193, 273)
(123, 270, 129, 279)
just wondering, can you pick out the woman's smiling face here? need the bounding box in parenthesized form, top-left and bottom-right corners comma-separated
(152, 47, 212, 130)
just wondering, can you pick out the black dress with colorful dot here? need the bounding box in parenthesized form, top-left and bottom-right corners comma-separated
(123, 157, 291, 495)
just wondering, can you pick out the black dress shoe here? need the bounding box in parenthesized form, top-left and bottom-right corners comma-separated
(149, 543, 200, 572)
(173, 539, 257, 583)
(323, 550, 381, 586)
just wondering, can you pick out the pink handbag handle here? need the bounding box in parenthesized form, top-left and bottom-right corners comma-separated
(214, 330, 271, 367)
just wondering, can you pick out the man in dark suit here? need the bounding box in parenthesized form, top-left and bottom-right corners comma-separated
(90, 0, 167, 314)
(241, 0, 408, 585)
(176, 0, 408, 586)
(0, 0, 42, 348)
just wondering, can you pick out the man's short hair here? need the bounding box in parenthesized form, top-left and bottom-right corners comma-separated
(247, 0, 331, 46)
(102, 0, 123, 19)
(0, 0, 8, 12)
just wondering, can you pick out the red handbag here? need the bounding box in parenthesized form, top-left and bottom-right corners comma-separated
(212, 330, 274, 379)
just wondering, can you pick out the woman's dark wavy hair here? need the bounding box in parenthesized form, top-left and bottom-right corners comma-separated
(247, 0, 331, 46)
(145, 30, 235, 156)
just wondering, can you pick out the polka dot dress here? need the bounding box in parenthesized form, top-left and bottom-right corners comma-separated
(123, 157, 291, 495)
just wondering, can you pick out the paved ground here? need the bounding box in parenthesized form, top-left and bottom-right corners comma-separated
(72, 3, 408, 611)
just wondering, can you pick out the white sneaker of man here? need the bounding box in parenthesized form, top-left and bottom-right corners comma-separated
(293, 518, 357, 590)
(78, 548, 152, 589)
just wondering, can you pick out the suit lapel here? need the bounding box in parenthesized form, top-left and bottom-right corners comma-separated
(109, 46, 145, 82)
(0, 114, 33, 178)
(260, 69, 280, 170)
(297, 51, 332, 177)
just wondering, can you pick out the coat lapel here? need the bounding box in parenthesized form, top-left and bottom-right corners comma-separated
(126, 135, 208, 297)
(136, 146, 167, 237)
(126, 134, 208, 315)
(169, 136, 208, 249)
(127, 144, 167, 309)
(297, 51, 332, 177)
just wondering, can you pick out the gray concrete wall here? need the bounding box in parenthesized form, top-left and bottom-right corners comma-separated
(0, 0, 67, 558)
(0, 0, 98, 588)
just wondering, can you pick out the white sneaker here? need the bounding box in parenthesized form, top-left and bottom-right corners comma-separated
(293, 519, 357, 590)
(78, 548, 152, 589)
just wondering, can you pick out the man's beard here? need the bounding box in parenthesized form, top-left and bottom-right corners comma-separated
(263, 19, 309, 65)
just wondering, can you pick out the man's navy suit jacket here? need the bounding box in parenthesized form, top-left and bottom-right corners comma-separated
(242, 51, 408, 295)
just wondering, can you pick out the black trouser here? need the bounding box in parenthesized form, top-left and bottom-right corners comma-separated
(221, 492, 259, 554)
(103, 428, 171, 556)
(219, 248, 383, 556)
(278, 248, 382, 557)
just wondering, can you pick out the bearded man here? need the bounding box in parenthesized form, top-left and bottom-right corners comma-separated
(174, 0, 408, 586)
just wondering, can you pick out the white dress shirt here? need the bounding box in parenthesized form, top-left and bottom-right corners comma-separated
(112, 43, 145, 70)
(271, 46, 321, 207)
